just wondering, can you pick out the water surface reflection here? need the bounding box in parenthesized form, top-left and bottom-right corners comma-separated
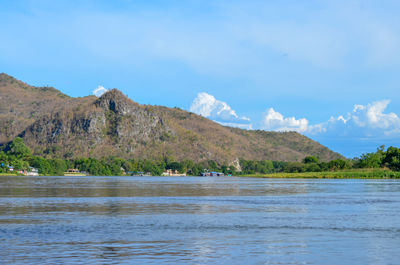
(1, 176, 400, 264)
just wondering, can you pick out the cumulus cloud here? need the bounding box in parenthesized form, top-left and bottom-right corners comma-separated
(189, 93, 400, 153)
(190, 92, 252, 129)
(313, 100, 400, 137)
(93, 86, 108, 97)
(261, 108, 309, 133)
(306, 99, 400, 157)
(260, 100, 400, 137)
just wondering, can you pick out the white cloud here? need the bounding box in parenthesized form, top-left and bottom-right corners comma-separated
(93, 86, 108, 97)
(190, 92, 252, 129)
(190, 93, 400, 149)
(313, 100, 400, 137)
(307, 99, 400, 157)
(260, 100, 400, 138)
(261, 108, 309, 133)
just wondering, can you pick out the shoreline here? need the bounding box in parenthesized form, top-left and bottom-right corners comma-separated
(2, 169, 400, 179)
(237, 170, 400, 179)
(0, 173, 18, 176)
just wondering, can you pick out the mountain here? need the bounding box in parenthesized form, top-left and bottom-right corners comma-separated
(0, 73, 343, 164)
(0, 73, 94, 144)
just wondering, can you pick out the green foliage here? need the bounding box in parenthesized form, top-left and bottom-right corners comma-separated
(49, 159, 67, 176)
(142, 160, 160, 175)
(383, 146, 400, 171)
(207, 160, 218, 171)
(355, 152, 382, 168)
(6, 137, 31, 159)
(304, 163, 321, 172)
(284, 162, 305, 173)
(240, 160, 256, 174)
(327, 159, 352, 171)
(244, 169, 400, 179)
(256, 160, 274, 174)
(240, 160, 275, 174)
(30, 156, 52, 175)
(0, 152, 9, 172)
(303, 156, 319, 164)
(167, 161, 184, 172)
(74, 157, 112, 176)
(1, 137, 400, 177)
(354, 146, 385, 169)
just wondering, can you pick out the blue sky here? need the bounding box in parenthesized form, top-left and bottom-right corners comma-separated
(1, 0, 400, 157)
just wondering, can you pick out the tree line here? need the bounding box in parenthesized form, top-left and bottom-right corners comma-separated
(1, 138, 400, 176)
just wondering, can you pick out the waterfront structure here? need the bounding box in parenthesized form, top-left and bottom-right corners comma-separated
(162, 169, 187, 176)
(26, 167, 39, 176)
(201, 172, 225, 177)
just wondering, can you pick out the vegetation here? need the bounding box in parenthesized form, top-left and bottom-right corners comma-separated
(239, 156, 353, 175)
(0, 137, 226, 176)
(1, 138, 400, 178)
(243, 169, 400, 179)
(240, 146, 400, 178)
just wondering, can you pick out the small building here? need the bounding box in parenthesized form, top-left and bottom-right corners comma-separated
(26, 167, 39, 176)
(162, 169, 186, 177)
(201, 171, 224, 177)
(64, 169, 87, 176)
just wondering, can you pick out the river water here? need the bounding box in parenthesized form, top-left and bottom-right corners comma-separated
(1, 176, 400, 264)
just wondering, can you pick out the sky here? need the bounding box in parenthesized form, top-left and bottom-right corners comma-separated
(1, 0, 400, 157)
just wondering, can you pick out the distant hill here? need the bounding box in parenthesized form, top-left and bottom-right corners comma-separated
(0, 73, 343, 165)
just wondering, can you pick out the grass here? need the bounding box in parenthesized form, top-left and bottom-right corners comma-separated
(239, 168, 400, 179)
(0, 173, 18, 176)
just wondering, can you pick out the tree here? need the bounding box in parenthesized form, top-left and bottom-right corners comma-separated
(256, 160, 274, 174)
(305, 163, 321, 172)
(49, 159, 67, 176)
(141, 160, 162, 176)
(283, 162, 305, 173)
(189, 164, 203, 176)
(0, 152, 9, 172)
(272, 161, 287, 173)
(207, 160, 218, 171)
(167, 161, 184, 173)
(303, 156, 319, 164)
(10, 158, 29, 171)
(30, 156, 51, 175)
(356, 152, 382, 168)
(327, 159, 352, 171)
(383, 146, 400, 171)
(240, 160, 258, 174)
(7, 137, 31, 159)
(228, 165, 236, 175)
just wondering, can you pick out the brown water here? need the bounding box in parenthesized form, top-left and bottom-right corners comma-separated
(1, 176, 400, 264)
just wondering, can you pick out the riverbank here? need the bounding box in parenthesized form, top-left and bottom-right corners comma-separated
(239, 169, 400, 179)
(0, 173, 18, 176)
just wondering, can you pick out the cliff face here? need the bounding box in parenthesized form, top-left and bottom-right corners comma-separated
(1, 74, 343, 163)
(0, 73, 93, 144)
(20, 89, 170, 158)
